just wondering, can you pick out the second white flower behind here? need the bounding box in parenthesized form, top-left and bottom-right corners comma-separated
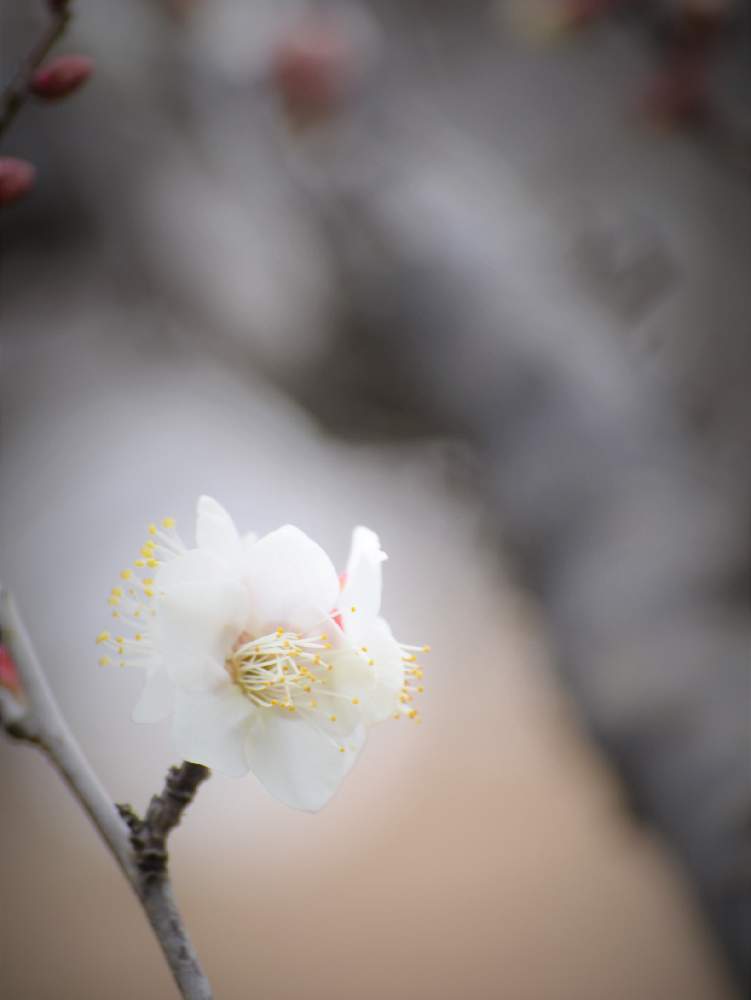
(98, 496, 426, 811)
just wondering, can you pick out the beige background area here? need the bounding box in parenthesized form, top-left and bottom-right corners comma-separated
(0, 305, 735, 999)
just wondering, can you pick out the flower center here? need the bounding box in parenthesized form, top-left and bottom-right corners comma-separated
(226, 628, 333, 713)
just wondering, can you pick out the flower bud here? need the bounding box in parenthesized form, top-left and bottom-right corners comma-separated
(30, 55, 93, 101)
(272, 21, 353, 124)
(0, 158, 36, 206)
(0, 645, 22, 698)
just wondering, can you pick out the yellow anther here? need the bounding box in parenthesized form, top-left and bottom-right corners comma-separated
(422, 645, 431, 653)
(134, 634, 142, 642)
(98, 656, 111, 667)
(111, 587, 123, 598)
(96, 631, 111, 644)
(360, 646, 368, 653)
(304, 685, 312, 693)
(143, 587, 154, 598)
(121, 569, 134, 581)
(161, 517, 175, 529)
(271, 699, 279, 706)
(351, 698, 360, 705)
(287, 704, 296, 712)
(350, 605, 357, 613)
(142, 577, 154, 586)
(326, 664, 334, 672)
(418, 686, 425, 693)
(146, 559, 159, 569)
(140, 544, 154, 557)
(368, 659, 375, 667)
(339, 747, 346, 754)
(309, 700, 318, 708)
(276, 626, 284, 636)
(408, 709, 418, 719)
(148, 523, 158, 536)
(117, 647, 124, 656)
(111, 611, 120, 619)
(329, 714, 337, 722)
(134, 559, 146, 568)
(107, 596, 120, 607)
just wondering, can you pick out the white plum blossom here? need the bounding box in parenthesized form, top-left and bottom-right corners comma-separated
(97, 496, 427, 811)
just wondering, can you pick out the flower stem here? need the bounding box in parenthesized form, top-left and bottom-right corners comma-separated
(0, 586, 213, 1000)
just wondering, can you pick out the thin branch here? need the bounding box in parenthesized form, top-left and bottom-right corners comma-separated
(0, 586, 213, 1000)
(0, 588, 136, 877)
(0, 0, 73, 140)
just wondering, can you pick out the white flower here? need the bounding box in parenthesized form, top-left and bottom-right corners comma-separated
(97, 496, 427, 811)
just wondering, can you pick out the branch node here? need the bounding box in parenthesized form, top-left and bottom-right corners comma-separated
(128, 762, 210, 881)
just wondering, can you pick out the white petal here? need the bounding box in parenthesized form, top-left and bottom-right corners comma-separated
(195, 495, 240, 564)
(328, 644, 377, 700)
(242, 530, 257, 549)
(172, 683, 252, 777)
(242, 525, 339, 635)
(246, 714, 366, 812)
(358, 618, 405, 723)
(340, 527, 386, 640)
(132, 667, 175, 724)
(155, 549, 248, 690)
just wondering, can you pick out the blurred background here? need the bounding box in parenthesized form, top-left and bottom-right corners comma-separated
(1, 1, 749, 998)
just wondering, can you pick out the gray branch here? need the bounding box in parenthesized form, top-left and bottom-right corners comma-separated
(0, 587, 213, 1000)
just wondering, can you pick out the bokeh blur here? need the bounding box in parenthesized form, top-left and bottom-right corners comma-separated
(1, 1, 749, 998)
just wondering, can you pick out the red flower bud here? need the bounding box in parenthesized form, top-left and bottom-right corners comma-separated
(0, 645, 22, 698)
(0, 158, 36, 206)
(271, 19, 356, 124)
(30, 54, 93, 101)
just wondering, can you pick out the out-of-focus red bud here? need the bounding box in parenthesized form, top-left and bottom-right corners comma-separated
(271, 18, 356, 124)
(30, 54, 93, 101)
(0, 645, 22, 698)
(0, 158, 36, 206)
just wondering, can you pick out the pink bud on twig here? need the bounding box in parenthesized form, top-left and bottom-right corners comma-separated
(0, 158, 36, 206)
(30, 54, 93, 102)
(0, 645, 22, 698)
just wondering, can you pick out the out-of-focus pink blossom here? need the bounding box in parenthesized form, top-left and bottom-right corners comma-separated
(271, 17, 356, 124)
